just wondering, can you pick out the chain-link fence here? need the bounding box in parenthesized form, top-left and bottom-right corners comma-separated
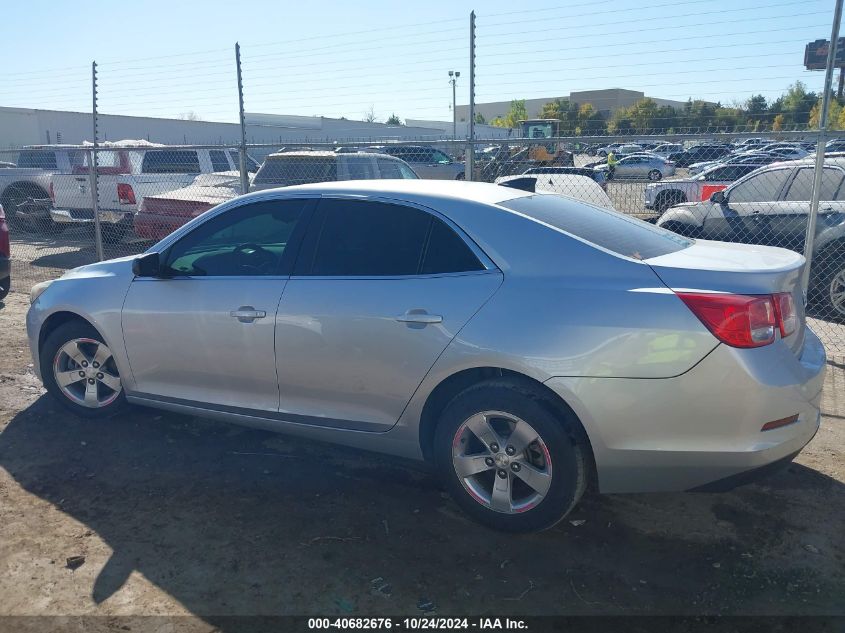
(2, 134, 845, 360)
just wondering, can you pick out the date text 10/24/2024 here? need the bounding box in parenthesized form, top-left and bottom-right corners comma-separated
(308, 618, 529, 630)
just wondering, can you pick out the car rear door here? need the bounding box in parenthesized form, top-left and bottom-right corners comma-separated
(274, 196, 502, 432)
(121, 197, 314, 412)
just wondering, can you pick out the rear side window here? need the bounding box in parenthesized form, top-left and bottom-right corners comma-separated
(17, 151, 57, 169)
(729, 168, 791, 203)
(499, 194, 690, 260)
(344, 157, 376, 180)
(209, 150, 230, 172)
(253, 158, 337, 186)
(142, 150, 201, 174)
(376, 158, 418, 179)
(297, 199, 484, 276)
(783, 167, 845, 201)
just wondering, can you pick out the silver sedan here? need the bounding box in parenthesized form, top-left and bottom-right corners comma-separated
(27, 181, 825, 532)
(599, 153, 676, 180)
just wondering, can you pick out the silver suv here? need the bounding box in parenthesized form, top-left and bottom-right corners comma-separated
(370, 146, 465, 180)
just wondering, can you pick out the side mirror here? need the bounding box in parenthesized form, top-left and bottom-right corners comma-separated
(132, 252, 161, 277)
(710, 190, 726, 204)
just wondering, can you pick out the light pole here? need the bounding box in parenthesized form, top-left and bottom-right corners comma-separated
(449, 70, 460, 140)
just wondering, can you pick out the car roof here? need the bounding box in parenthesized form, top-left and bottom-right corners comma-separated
(265, 151, 395, 160)
(279, 179, 532, 206)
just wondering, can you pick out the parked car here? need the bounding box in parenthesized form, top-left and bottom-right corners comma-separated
(50, 145, 248, 240)
(250, 151, 418, 192)
(668, 145, 732, 168)
(0, 204, 9, 301)
(596, 143, 623, 157)
(134, 172, 243, 241)
(657, 158, 845, 319)
(763, 146, 810, 161)
(520, 166, 608, 190)
(495, 174, 614, 209)
(824, 139, 845, 154)
(651, 143, 683, 158)
(27, 180, 825, 532)
(645, 163, 763, 213)
(0, 146, 86, 233)
(595, 154, 675, 181)
(688, 152, 779, 176)
(368, 145, 464, 180)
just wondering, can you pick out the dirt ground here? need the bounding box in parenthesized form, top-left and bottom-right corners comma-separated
(0, 290, 843, 628)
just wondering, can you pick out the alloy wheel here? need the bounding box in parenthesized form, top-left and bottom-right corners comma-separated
(830, 266, 845, 317)
(451, 411, 553, 514)
(52, 338, 122, 408)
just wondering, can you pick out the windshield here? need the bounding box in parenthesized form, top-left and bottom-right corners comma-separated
(523, 122, 554, 139)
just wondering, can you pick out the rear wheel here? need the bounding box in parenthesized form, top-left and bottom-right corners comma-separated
(655, 190, 686, 213)
(648, 169, 663, 181)
(810, 249, 845, 322)
(0, 276, 9, 301)
(41, 320, 127, 418)
(433, 379, 589, 532)
(455, 172, 465, 181)
(2, 184, 64, 235)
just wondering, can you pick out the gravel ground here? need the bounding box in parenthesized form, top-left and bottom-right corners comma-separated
(0, 291, 843, 627)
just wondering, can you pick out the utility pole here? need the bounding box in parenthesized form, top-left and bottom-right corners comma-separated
(449, 70, 460, 140)
(90, 61, 103, 262)
(235, 42, 249, 195)
(467, 11, 476, 181)
(803, 0, 843, 295)
(839, 68, 844, 101)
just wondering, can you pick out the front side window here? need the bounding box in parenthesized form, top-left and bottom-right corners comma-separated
(297, 199, 484, 276)
(783, 167, 845, 201)
(728, 168, 792, 203)
(164, 199, 309, 277)
(376, 158, 418, 179)
(344, 157, 376, 180)
(431, 149, 452, 164)
(142, 150, 201, 174)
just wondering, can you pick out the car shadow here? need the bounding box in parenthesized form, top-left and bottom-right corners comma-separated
(1, 395, 843, 625)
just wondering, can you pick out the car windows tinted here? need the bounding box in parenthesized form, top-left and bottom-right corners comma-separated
(209, 150, 230, 172)
(253, 158, 338, 185)
(299, 199, 483, 276)
(165, 199, 309, 277)
(499, 194, 690, 260)
(142, 150, 201, 174)
(376, 158, 418, 179)
(345, 157, 376, 180)
(729, 168, 791, 203)
(16, 151, 57, 169)
(784, 167, 844, 201)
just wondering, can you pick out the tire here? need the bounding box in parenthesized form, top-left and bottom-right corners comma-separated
(2, 184, 63, 235)
(655, 190, 686, 214)
(100, 221, 129, 244)
(648, 169, 663, 181)
(455, 172, 465, 181)
(41, 320, 127, 419)
(0, 275, 9, 302)
(433, 379, 589, 533)
(809, 249, 845, 322)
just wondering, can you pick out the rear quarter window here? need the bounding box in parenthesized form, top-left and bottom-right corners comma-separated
(253, 158, 338, 186)
(499, 194, 691, 260)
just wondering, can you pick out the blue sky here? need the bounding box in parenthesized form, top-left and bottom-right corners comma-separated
(0, 0, 835, 123)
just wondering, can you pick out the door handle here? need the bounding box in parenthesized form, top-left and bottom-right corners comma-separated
(395, 311, 443, 325)
(230, 306, 266, 323)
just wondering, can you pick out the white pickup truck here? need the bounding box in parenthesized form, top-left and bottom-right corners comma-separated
(644, 163, 763, 214)
(0, 146, 87, 233)
(50, 145, 255, 240)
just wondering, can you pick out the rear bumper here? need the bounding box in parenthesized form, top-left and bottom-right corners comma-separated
(133, 213, 190, 240)
(544, 326, 826, 493)
(51, 208, 130, 226)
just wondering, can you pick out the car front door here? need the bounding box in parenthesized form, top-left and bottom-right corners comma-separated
(121, 197, 314, 411)
(407, 148, 437, 179)
(702, 167, 793, 244)
(274, 196, 503, 431)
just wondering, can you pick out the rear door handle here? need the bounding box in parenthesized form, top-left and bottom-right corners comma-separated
(395, 311, 443, 325)
(230, 306, 266, 323)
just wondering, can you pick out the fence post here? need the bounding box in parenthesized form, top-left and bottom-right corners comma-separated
(235, 42, 249, 195)
(466, 10, 476, 181)
(803, 0, 843, 296)
(90, 61, 104, 262)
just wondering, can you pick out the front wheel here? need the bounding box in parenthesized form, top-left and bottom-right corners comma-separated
(41, 320, 127, 418)
(455, 172, 465, 181)
(433, 379, 589, 532)
(0, 275, 9, 301)
(810, 254, 845, 322)
(648, 169, 663, 181)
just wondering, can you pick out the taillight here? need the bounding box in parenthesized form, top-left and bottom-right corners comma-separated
(677, 292, 776, 348)
(49, 181, 55, 203)
(0, 205, 9, 259)
(773, 292, 797, 338)
(117, 183, 136, 205)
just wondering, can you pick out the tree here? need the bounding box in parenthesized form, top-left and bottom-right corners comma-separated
(474, 112, 487, 124)
(363, 105, 377, 123)
(386, 113, 402, 125)
(577, 103, 605, 135)
(491, 99, 527, 128)
(772, 114, 784, 132)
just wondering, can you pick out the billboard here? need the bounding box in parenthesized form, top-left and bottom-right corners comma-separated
(805, 38, 845, 70)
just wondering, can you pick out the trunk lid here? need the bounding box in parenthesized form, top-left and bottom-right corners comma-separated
(646, 239, 806, 354)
